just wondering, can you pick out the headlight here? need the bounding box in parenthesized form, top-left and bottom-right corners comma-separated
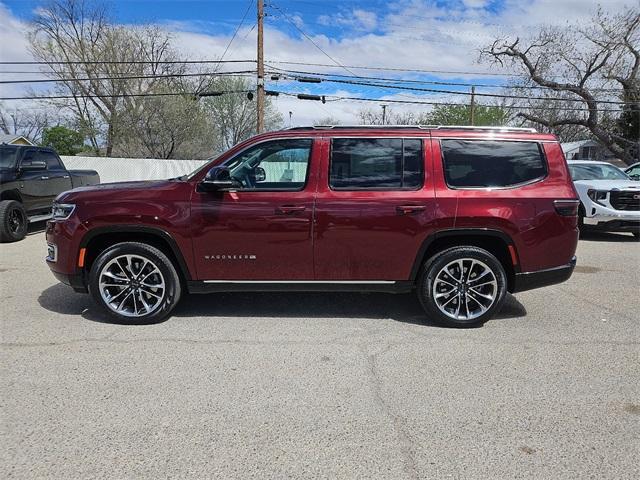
(51, 203, 75, 220)
(587, 189, 607, 206)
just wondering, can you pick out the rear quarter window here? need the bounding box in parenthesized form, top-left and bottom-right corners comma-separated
(441, 140, 547, 188)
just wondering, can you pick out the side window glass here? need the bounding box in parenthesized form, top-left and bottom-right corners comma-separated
(39, 151, 63, 170)
(441, 140, 547, 188)
(225, 138, 312, 191)
(330, 138, 424, 190)
(20, 150, 43, 169)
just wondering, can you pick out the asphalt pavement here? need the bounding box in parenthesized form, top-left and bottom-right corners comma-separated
(1, 226, 639, 479)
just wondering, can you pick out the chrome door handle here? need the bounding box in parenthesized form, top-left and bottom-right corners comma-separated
(396, 205, 426, 215)
(63, 175, 70, 179)
(276, 205, 306, 214)
(40, 176, 49, 180)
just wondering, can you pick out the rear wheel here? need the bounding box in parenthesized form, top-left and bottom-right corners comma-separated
(88, 242, 182, 324)
(417, 246, 508, 328)
(0, 200, 28, 242)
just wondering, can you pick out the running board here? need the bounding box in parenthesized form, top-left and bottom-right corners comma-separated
(187, 280, 414, 294)
(28, 213, 52, 223)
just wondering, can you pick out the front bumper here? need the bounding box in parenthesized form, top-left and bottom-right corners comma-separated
(51, 270, 88, 293)
(512, 256, 576, 293)
(45, 218, 88, 293)
(583, 199, 640, 231)
(583, 212, 640, 232)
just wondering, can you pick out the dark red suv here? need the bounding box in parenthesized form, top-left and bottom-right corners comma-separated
(45, 126, 579, 327)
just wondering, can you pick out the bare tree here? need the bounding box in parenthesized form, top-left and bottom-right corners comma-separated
(357, 107, 426, 125)
(313, 116, 342, 126)
(0, 104, 54, 142)
(115, 87, 211, 159)
(29, 0, 206, 156)
(481, 7, 639, 164)
(202, 76, 282, 153)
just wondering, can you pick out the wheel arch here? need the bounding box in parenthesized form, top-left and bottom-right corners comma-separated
(0, 190, 23, 203)
(410, 229, 518, 292)
(80, 226, 192, 283)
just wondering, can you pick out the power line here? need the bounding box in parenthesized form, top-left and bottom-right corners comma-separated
(270, 90, 623, 113)
(0, 59, 256, 66)
(268, 2, 358, 77)
(265, 66, 623, 93)
(0, 90, 251, 101)
(0, 70, 256, 85)
(265, 60, 528, 78)
(215, 0, 255, 72)
(272, 74, 633, 105)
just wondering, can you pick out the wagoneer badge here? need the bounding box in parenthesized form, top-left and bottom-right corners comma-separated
(204, 254, 257, 260)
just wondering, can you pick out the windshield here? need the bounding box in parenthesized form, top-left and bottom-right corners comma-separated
(569, 163, 630, 181)
(0, 146, 19, 169)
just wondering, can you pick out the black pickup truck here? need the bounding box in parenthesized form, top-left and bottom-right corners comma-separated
(0, 144, 99, 242)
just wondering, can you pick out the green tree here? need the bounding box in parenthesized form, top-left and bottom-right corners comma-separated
(41, 125, 85, 155)
(424, 104, 511, 126)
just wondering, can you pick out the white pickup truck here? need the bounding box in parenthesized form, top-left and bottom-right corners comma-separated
(567, 160, 640, 239)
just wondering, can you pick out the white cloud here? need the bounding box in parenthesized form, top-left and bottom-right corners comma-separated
(318, 8, 378, 32)
(0, 0, 635, 127)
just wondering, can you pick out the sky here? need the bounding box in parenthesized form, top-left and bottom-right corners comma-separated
(0, 0, 635, 126)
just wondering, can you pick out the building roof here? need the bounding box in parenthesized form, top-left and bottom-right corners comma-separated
(561, 139, 599, 154)
(0, 133, 35, 145)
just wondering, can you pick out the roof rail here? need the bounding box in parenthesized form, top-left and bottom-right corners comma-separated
(285, 125, 537, 133)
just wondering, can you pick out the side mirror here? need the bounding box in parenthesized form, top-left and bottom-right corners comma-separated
(254, 166, 266, 183)
(20, 160, 47, 172)
(198, 166, 241, 192)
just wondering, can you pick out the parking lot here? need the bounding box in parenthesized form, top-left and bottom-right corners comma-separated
(1, 226, 639, 479)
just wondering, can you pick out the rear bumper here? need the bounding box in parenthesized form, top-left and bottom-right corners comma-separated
(512, 256, 576, 293)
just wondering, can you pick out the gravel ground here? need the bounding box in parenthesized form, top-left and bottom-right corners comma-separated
(1, 226, 639, 479)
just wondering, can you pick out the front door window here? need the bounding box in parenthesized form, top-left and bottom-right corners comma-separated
(225, 138, 312, 191)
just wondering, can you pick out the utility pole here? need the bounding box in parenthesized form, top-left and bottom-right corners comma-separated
(470, 86, 476, 126)
(381, 104, 387, 125)
(256, 0, 265, 133)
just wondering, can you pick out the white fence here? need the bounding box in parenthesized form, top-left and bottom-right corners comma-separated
(61, 156, 209, 183)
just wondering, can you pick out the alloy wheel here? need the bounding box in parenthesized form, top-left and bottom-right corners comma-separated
(98, 254, 166, 317)
(8, 208, 24, 234)
(432, 258, 498, 321)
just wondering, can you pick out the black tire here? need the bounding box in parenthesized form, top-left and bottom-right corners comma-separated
(0, 200, 28, 243)
(417, 246, 508, 328)
(577, 204, 587, 237)
(88, 242, 182, 324)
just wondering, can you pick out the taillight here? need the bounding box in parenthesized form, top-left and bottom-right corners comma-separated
(554, 199, 580, 216)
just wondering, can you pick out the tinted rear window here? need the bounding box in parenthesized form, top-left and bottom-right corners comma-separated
(330, 138, 423, 190)
(441, 140, 547, 188)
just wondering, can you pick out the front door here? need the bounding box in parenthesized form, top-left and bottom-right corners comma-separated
(191, 138, 318, 281)
(17, 149, 51, 213)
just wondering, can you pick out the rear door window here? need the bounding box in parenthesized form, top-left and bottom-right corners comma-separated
(441, 140, 547, 188)
(330, 138, 423, 190)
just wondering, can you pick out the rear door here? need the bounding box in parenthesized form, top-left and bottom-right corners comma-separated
(314, 135, 438, 281)
(191, 137, 319, 281)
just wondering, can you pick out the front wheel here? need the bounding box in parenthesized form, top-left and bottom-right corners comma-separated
(88, 242, 182, 324)
(0, 200, 28, 242)
(417, 246, 508, 328)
